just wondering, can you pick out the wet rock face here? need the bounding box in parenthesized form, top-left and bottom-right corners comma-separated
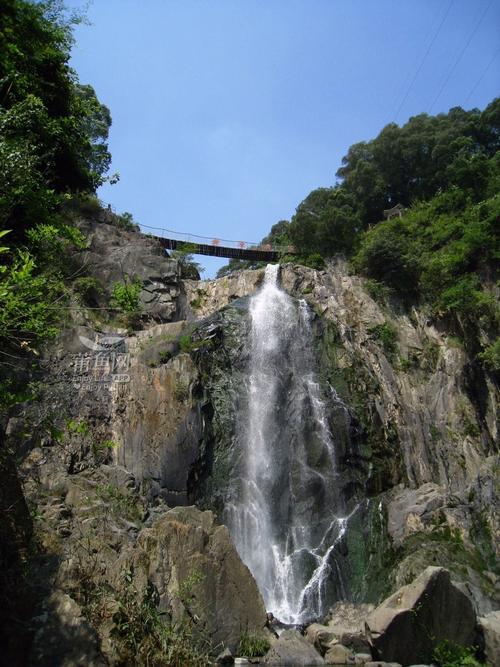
(277, 261, 499, 607)
(280, 260, 498, 493)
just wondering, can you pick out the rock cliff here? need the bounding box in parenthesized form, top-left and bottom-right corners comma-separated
(2, 219, 498, 665)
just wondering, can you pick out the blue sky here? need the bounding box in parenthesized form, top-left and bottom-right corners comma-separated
(67, 0, 500, 277)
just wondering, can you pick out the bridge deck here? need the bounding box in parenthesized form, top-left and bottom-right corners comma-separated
(138, 224, 296, 261)
(157, 237, 281, 261)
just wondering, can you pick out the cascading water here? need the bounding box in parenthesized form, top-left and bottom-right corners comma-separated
(225, 264, 350, 623)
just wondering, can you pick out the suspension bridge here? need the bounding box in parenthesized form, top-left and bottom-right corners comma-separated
(140, 224, 297, 262)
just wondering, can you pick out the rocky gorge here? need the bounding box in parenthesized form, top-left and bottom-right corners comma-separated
(1, 215, 498, 666)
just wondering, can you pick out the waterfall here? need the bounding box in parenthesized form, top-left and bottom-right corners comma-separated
(225, 264, 347, 623)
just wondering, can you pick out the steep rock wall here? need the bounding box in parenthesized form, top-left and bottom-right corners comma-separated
(181, 260, 499, 609)
(5, 218, 498, 663)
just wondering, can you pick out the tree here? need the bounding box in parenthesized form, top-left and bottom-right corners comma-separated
(289, 187, 360, 256)
(0, 0, 112, 238)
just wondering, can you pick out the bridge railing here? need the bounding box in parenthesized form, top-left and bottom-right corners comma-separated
(140, 223, 296, 255)
(97, 200, 296, 255)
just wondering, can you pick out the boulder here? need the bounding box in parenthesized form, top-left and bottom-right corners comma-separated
(341, 631, 372, 653)
(75, 218, 181, 323)
(478, 611, 500, 667)
(217, 646, 235, 664)
(365, 567, 476, 665)
(324, 643, 355, 664)
(30, 591, 106, 667)
(327, 602, 375, 636)
(137, 506, 267, 653)
(264, 629, 325, 665)
(306, 622, 339, 654)
(354, 654, 373, 665)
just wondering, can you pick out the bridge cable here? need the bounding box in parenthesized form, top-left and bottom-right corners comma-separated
(394, 0, 454, 123)
(139, 222, 259, 246)
(463, 46, 500, 107)
(429, 0, 494, 113)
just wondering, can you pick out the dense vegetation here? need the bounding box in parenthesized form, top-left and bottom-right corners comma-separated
(220, 100, 499, 364)
(0, 0, 116, 405)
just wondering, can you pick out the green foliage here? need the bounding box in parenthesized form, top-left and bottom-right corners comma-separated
(351, 218, 419, 294)
(178, 333, 213, 355)
(0, 0, 112, 238)
(216, 220, 290, 276)
(285, 98, 499, 261)
(190, 288, 207, 310)
(288, 187, 361, 256)
(170, 243, 204, 279)
(2, 2, 110, 176)
(91, 439, 118, 459)
(115, 211, 139, 232)
(281, 253, 325, 270)
(354, 192, 499, 335)
(173, 379, 190, 403)
(398, 355, 414, 372)
(216, 258, 264, 277)
(73, 276, 104, 303)
(433, 640, 481, 667)
(478, 339, 500, 372)
(264, 219, 292, 248)
(364, 278, 394, 304)
(179, 334, 194, 353)
(0, 219, 91, 361)
(111, 572, 210, 667)
(254, 99, 499, 353)
(66, 418, 90, 436)
(0, 243, 64, 346)
(159, 350, 172, 364)
(26, 222, 86, 264)
(0, 378, 39, 409)
(238, 632, 270, 658)
(177, 569, 204, 606)
(421, 341, 440, 372)
(429, 424, 442, 443)
(368, 322, 398, 355)
(96, 484, 142, 522)
(336, 100, 499, 225)
(438, 276, 495, 321)
(110, 277, 142, 313)
(0, 0, 115, 406)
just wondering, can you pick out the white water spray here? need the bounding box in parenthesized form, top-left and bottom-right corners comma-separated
(226, 265, 347, 623)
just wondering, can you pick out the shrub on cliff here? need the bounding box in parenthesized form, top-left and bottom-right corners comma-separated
(353, 191, 499, 332)
(0, 0, 115, 403)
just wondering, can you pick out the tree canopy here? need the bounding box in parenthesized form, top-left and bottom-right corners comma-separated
(0, 0, 112, 237)
(0, 0, 113, 372)
(286, 99, 500, 257)
(218, 98, 499, 360)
